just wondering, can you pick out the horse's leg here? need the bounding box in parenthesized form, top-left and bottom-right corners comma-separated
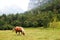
(19, 32, 20, 35)
(16, 31, 17, 34)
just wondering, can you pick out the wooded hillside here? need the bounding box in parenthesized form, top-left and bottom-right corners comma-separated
(0, 0, 60, 30)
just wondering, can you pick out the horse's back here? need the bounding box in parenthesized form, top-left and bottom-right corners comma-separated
(15, 26, 21, 31)
(15, 26, 24, 32)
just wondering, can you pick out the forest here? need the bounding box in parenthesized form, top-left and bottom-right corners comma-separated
(0, 0, 60, 30)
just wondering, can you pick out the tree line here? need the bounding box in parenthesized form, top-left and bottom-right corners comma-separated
(0, 0, 60, 30)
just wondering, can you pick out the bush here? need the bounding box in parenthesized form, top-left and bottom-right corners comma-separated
(2, 24, 13, 30)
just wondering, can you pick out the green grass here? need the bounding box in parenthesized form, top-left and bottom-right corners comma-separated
(0, 28, 60, 40)
(50, 22, 60, 28)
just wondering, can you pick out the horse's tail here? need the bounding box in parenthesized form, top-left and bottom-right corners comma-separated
(12, 27, 15, 32)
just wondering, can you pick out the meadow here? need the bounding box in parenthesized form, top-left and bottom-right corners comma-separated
(0, 28, 60, 40)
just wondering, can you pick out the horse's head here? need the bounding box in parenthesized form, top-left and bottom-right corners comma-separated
(22, 31, 25, 35)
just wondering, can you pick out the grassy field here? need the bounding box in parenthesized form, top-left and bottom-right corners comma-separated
(0, 28, 60, 40)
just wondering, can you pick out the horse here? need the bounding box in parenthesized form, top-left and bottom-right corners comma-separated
(13, 26, 25, 35)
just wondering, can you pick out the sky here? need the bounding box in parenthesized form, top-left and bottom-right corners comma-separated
(0, 0, 29, 15)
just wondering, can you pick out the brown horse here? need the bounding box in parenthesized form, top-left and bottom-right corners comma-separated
(13, 26, 25, 35)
